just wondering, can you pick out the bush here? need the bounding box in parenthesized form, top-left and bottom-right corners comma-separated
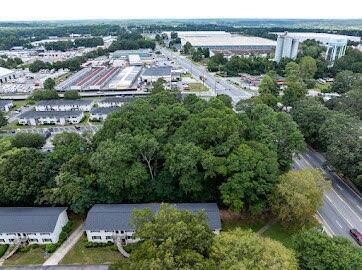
(11, 133, 46, 149)
(110, 244, 118, 252)
(85, 241, 114, 248)
(18, 245, 32, 253)
(45, 244, 58, 253)
(0, 245, 9, 257)
(123, 241, 143, 253)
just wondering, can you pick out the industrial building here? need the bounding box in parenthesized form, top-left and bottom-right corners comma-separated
(56, 66, 142, 91)
(273, 32, 361, 64)
(84, 203, 221, 244)
(141, 66, 172, 83)
(165, 31, 276, 55)
(18, 111, 84, 126)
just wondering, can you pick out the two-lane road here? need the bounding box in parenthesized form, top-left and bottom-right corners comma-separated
(294, 148, 362, 241)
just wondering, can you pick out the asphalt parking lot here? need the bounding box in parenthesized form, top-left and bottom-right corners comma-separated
(8, 126, 99, 135)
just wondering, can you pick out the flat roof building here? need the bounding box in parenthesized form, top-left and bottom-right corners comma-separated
(141, 66, 172, 83)
(84, 203, 221, 244)
(18, 111, 84, 126)
(0, 207, 68, 245)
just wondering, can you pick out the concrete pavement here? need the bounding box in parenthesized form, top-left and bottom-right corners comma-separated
(43, 223, 84, 266)
(293, 148, 362, 242)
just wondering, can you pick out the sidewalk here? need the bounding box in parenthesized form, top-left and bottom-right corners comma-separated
(43, 223, 84, 266)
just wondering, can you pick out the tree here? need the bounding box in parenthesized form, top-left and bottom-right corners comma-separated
(39, 154, 97, 213)
(291, 98, 330, 149)
(118, 204, 215, 270)
(283, 62, 307, 106)
(192, 48, 203, 62)
(11, 133, 46, 149)
(170, 32, 178, 39)
(299, 56, 317, 80)
(220, 141, 279, 214)
(259, 74, 279, 96)
(216, 94, 232, 108)
(182, 41, 193, 55)
(293, 230, 362, 270)
(43, 78, 55, 90)
(31, 89, 59, 100)
(63, 90, 80, 99)
(0, 148, 48, 205)
(0, 112, 7, 128)
(211, 229, 298, 270)
(271, 169, 330, 228)
(331, 71, 360, 94)
(246, 104, 305, 171)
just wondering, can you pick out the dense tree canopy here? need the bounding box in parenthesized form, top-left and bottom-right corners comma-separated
(271, 169, 329, 228)
(11, 133, 46, 149)
(211, 229, 298, 270)
(293, 230, 362, 270)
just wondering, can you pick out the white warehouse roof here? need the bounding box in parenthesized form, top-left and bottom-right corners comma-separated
(182, 36, 276, 47)
(272, 32, 361, 43)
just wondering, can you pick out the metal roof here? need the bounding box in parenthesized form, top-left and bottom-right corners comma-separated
(0, 207, 67, 233)
(142, 66, 172, 77)
(19, 110, 83, 119)
(99, 96, 136, 104)
(36, 99, 93, 106)
(84, 203, 221, 231)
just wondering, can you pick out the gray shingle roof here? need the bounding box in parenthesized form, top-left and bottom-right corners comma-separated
(142, 66, 172, 77)
(0, 100, 12, 108)
(19, 110, 83, 119)
(91, 107, 119, 115)
(98, 96, 135, 105)
(84, 203, 221, 231)
(36, 99, 93, 106)
(0, 207, 67, 233)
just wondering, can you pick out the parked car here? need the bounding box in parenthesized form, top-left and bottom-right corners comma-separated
(349, 229, 362, 246)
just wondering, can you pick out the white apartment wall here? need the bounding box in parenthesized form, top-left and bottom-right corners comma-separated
(85, 228, 220, 244)
(18, 113, 84, 126)
(89, 113, 107, 121)
(35, 102, 93, 112)
(0, 210, 68, 245)
(141, 75, 171, 83)
(0, 102, 13, 112)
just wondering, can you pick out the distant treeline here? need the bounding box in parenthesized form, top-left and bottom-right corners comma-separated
(44, 37, 104, 51)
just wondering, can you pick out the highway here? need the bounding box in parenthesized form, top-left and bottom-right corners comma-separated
(293, 147, 362, 241)
(159, 47, 255, 104)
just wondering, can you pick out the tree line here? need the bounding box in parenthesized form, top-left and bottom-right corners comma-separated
(44, 37, 104, 52)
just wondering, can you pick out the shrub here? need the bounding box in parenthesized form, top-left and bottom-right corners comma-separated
(85, 242, 113, 248)
(18, 245, 32, 253)
(123, 242, 143, 253)
(45, 244, 58, 253)
(0, 245, 9, 257)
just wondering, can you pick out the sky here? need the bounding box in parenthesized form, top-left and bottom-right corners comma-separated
(0, 0, 361, 21)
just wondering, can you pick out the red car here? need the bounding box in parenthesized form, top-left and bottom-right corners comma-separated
(349, 229, 362, 246)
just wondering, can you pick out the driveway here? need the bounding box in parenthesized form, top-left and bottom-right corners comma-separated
(43, 223, 84, 266)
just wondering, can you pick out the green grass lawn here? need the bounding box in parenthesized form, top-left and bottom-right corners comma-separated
(316, 82, 332, 93)
(3, 246, 48, 266)
(11, 100, 29, 109)
(60, 235, 123, 265)
(262, 222, 297, 248)
(186, 83, 208, 92)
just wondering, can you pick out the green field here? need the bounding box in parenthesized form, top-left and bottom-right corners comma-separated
(3, 246, 47, 266)
(60, 235, 123, 265)
(186, 83, 208, 92)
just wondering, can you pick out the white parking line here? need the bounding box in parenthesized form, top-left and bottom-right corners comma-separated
(335, 220, 343, 228)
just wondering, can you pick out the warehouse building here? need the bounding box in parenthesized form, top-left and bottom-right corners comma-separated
(165, 31, 276, 55)
(108, 66, 142, 90)
(18, 111, 84, 126)
(141, 66, 172, 83)
(84, 203, 221, 244)
(0, 207, 68, 245)
(35, 99, 94, 112)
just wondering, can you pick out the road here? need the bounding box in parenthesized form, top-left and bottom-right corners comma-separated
(159, 47, 255, 104)
(293, 147, 362, 241)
